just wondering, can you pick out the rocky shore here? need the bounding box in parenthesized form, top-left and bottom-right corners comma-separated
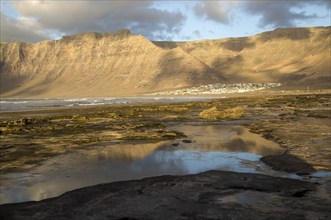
(0, 92, 330, 219)
(1, 170, 330, 220)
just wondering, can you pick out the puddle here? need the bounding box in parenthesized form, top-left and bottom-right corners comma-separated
(0, 124, 327, 204)
(168, 124, 283, 156)
(199, 190, 272, 206)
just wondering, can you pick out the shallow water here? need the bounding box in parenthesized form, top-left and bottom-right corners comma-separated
(0, 124, 328, 204)
(0, 97, 211, 112)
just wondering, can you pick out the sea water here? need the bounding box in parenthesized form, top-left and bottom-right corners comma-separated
(0, 97, 213, 112)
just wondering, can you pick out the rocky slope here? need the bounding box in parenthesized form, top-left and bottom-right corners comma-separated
(0, 30, 222, 98)
(155, 27, 330, 89)
(1, 27, 330, 98)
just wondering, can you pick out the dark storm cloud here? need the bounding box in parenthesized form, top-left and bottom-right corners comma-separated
(242, 0, 331, 28)
(5, 0, 186, 42)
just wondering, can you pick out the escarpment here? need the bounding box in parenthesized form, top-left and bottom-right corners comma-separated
(1, 27, 330, 98)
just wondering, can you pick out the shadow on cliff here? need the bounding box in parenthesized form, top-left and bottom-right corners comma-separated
(151, 48, 226, 90)
(1, 70, 53, 97)
(7, 82, 53, 97)
(212, 55, 244, 71)
(259, 28, 311, 42)
(218, 37, 256, 52)
(1, 52, 54, 97)
(0, 61, 25, 95)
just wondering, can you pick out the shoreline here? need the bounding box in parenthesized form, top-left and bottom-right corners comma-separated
(1, 170, 330, 219)
(1, 92, 330, 173)
(0, 91, 330, 218)
(1, 88, 331, 99)
(1, 89, 330, 113)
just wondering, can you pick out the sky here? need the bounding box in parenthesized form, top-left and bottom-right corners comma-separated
(1, 0, 330, 42)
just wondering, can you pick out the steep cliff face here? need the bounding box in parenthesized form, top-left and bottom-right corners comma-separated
(0, 30, 222, 98)
(155, 27, 330, 89)
(1, 27, 330, 98)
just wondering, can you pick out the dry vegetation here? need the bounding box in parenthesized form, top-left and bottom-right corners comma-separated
(199, 106, 245, 120)
(1, 93, 330, 173)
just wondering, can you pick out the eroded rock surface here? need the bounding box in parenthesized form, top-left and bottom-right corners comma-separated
(0, 170, 330, 220)
(261, 154, 316, 175)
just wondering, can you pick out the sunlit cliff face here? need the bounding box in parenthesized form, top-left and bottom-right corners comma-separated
(1, 27, 330, 98)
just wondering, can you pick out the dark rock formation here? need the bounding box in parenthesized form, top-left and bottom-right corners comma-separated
(1, 170, 330, 220)
(261, 154, 316, 175)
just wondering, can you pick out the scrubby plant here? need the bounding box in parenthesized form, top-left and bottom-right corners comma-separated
(199, 106, 244, 120)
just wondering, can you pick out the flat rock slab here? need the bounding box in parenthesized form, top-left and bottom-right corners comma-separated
(261, 154, 316, 174)
(1, 170, 330, 220)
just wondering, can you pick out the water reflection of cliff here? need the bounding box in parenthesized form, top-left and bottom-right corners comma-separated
(85, 125, 284, 162)
(167, 125, 284, 156)
(0, 125, 286, 204)
(85, 141, 168, 161)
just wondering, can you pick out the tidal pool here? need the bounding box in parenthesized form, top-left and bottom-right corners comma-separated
(0, 124, 298, 204)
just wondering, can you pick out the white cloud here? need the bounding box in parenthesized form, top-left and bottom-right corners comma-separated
(194, 1, 237, 24)
(194, 0, 330, 28)
(2, 0, 186, 42)
(1, 11, 52, 42)
(1, 0, 329, 43)
(241, 0, 330, 28)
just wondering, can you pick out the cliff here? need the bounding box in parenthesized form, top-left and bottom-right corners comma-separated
(0, 30, 222, 98)
(1, 27, 330, 98)
(154, 27, 330, 88)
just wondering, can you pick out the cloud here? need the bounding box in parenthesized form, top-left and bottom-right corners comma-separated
(194, 1, 237, 24)
(1, 0, 329, 43)
(241, 0, 330, 28)
(0, 11, 52, 42)
(194, 0, 330, 28)
(3, 0, 186, 42)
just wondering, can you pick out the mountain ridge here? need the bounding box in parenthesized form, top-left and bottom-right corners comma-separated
(1, 27, 330, 98)
(154, 26, 330, 87)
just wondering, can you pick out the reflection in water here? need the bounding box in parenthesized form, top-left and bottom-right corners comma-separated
(167, 125, 283, 156)
(0, 124, 317, 204)
(1, 150, 262, 204)
(88, 125, 283, 162)
(88, 141, 168, 161)
(214, 191, 270, 206)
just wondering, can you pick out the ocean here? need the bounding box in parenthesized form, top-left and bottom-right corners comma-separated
(0, 97, 213, 112)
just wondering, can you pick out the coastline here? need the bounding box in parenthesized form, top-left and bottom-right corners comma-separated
(1, 170, 330, 220)
(0, 91, 330, 219)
